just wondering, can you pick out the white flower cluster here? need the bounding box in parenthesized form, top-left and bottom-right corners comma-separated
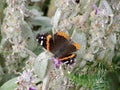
(0, 0, 29, 74)
(16, 69, 37, 90)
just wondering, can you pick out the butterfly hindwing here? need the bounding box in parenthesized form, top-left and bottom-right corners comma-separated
(60, 53, 76, 64)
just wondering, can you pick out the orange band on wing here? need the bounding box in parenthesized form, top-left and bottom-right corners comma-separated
(72, 42, 80, 50)
(46, 35, 52, 51)
(56, 31, 69, 40)
(59, 54, 76, 61)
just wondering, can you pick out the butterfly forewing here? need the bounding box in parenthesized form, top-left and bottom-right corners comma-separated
(36, 33, 52, 51)
(49, 31, 70, 54)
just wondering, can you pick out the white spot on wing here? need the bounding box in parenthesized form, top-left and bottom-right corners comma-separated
(70, 59, 73, 63)
(64, 61, 69, 64)
(40, 40, 43, 45)
(41, 36, 44, 39)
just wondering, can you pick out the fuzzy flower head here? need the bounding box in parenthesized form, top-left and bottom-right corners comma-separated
(64, 0, 77, 6)
(16, 69, 37, 90)
(50, 57, 61, 68)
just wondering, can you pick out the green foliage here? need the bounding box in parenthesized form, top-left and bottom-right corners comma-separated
(105, 71, 120, 90)
(68, 60, 120, 90)
(33, 52, 50, 80)
(0, 77, 18, 90)
(68, 72, 109, 90)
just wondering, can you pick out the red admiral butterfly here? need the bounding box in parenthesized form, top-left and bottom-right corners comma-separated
(36, 31, 80, 64)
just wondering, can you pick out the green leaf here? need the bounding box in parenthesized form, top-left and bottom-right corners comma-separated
(31, 16, 51, 26)
(21, 21, 37, 51)
(33, 52, 52, 80)
(0, 77, 18, 90)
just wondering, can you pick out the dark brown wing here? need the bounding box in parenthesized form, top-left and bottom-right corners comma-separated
(49, 31, 70, 53)
(50, 31, 80, 58)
